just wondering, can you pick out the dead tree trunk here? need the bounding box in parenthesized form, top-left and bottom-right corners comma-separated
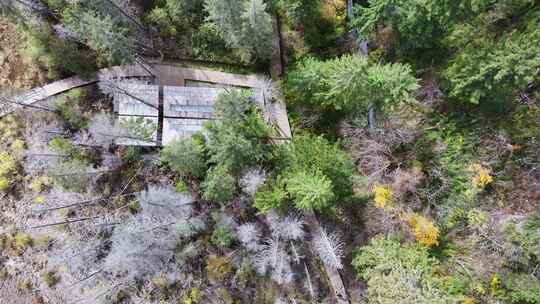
(304, 210, 350, 304)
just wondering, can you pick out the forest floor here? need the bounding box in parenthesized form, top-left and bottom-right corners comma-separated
(0, 18, 46, 91)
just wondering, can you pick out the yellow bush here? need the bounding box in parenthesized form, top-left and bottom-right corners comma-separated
(30, 176, 51, 193)
(473, 283, 486, 295)
(468, 164, 493, 188)
(0, 153, 16, 176)
(407, 214, 440, 247)
(461, 298, 476, 304)
(373, 185, 393, 209)
(0, 177, 11, 192)
(467, 209, 488, 230)
(183, 288, 202, 304)
(14, 233, 33, 248)
(11, 138, 25, 153)
(490, 274, 501, 295)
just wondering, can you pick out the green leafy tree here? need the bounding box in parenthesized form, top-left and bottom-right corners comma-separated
(286, 170, 335, 211)
(202, 165, 236, 204)
(161, 138, 207, 178)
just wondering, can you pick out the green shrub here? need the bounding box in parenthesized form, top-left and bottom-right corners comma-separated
(48, 137, 75, 155)
(286, 170, 335, 211)
(118, 117, 157, 144)
(175, 180, 190, 193)
(253, 176, 288, 213)
(504, 273, 540, 304)
(0, 235, 7, 252)
(0, 267, 7, 280)
(278, 134, 355, 202)
(24, 25, 96, 79)
(0, 152, 17, 177)
(48, 159, 95, 193)
(14, 233, 33, 249)
(127, 200, 140, 213)
(211, 226, 236, 248)
(44, 0, 66, 11)
(183, 287, 203, 304)
(202, 165, 236, 204)
(0, 177, 11, 192)
(48, 137, 98, 164)
(277, 0, 344, 56)
(120, 146, 143, 165)
(161, 138, 207, 178)
(352, 237, 461, 303)
(42, 271, 60, 287)
(502, 216, 540, 271)
(55, 98, 88, 131)
(236, 257, 254, 289)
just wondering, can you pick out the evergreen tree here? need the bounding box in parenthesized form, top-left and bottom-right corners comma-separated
(286, 170, 335, 211)
(443, 18, 540, 107)
(202, 165, 236, 204)
(62, 4, 135, 64)
(204, 0, 276, 63)
(160, 137, 208, 178)
(205, 89, 272, 175)
(279, 134, 355, 202)
(287, 55, 418, 121)
(240, 0, 276, 62)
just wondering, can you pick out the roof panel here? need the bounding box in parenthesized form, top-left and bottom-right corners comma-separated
(162, 118, 208, 145)
(163, 86, 224, 117)
(115, 116, 159, 146)
(116, 84, 159, 116)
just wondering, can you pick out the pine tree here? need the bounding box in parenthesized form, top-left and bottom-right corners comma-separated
(287, 55, 418, 114)
(286, 170, 335, 211)
(160, 138, 207, 178)
(239, 0, 276, 62)
(62, 4, 135, 64)
(204, 0, 276, 63)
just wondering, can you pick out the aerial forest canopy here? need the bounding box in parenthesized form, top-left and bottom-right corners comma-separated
(0, 0, 539, 303)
